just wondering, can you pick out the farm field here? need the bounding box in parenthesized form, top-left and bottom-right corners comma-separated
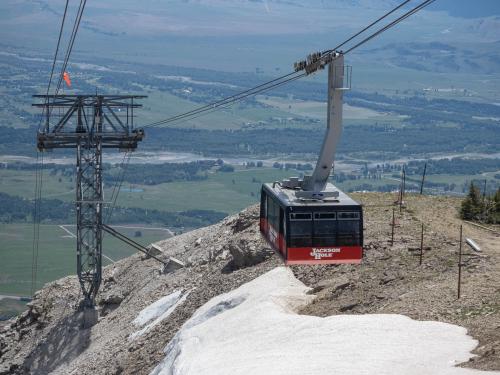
(113, 167, 296, 213)
(0, 223, 170, 297)
(257, 95, 403, 123)
(0, 167, 297, 213)
(1, 167, 494, 216)
(140, 90, 293, 130)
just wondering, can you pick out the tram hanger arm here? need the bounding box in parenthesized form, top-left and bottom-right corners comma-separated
(301, 52, 346, 193)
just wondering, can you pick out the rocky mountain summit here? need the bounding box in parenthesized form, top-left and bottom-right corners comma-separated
(0, 193, 498, 374)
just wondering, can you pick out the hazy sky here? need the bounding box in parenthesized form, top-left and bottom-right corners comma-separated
(430, 0, 500, 18)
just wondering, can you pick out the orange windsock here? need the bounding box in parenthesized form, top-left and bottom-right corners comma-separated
(63, 72, 71, 87)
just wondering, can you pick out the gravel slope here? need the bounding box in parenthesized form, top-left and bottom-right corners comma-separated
(0, 193, 498, 374)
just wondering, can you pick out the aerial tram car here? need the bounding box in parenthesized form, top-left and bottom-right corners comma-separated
(260, 52, 363, 265)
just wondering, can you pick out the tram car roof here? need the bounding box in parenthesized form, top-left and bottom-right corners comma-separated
(263, 182, 361, 208)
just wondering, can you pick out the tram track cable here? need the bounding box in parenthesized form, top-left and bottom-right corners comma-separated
(32, 0, 87, 297)
(344, 0, 436, 54)
(143, 70, 302, 128)
(161, 73, 307, 127)
(322, 0, 413, 54)
(30, 152, 44, 297)
(142, 0, 435, 129)
(46, 0, 70, 99)
(145, 72, 307, 128)
(104, 152, 131, 225)
(38, 0, 70, 131)
(54, 0, 87, 97)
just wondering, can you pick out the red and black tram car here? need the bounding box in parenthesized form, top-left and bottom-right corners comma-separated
(260, 183, 363, 265)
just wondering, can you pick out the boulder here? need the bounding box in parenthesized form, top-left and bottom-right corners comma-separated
(100, 293, 124, 306)
(230, 210, 258, 234)
(228, 239, 273, 269)
(163, 257, 185, 273)
(146, 244, 164, 258)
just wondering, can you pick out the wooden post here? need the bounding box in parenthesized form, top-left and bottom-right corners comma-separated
(420, 162, 427, 195)
(482, 179, 487, 203)
(458, 225, 463, 299)
(399, 169, 403, 213)
(398, 166, 405, 213)
(391, 207, 395, 246)
(419, 222, 424, 266)
(402, 166, 406, 201)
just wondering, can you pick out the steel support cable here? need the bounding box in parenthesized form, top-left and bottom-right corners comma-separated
(46, 0, 70, 97)
(142, 0, 432, 129)
(158, 0, 435, 125)
(54, 0, 87, 97)
(322, 0, 413, 54)
(30, 152, 44, 297)
(144, 70, 300, 128)
(344, 0, 436, 54)
(106, 152, 128, 214)
(30, 152, 40, 297)
(55, 0, 86, 93)
(35, 154, 44, 295)
(149, 4, 433, 129)
(104, 152, 131, 224)
(38, 0, 70, 131)
(143, 71, 302, 128)
(32, 0, 70, 297)
(159, 72, 307, 128)
(145, 72, 306, 128)
(105, 152, 129, 221)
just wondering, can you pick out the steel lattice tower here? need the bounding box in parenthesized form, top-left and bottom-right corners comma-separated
(34, 95, 145, 309)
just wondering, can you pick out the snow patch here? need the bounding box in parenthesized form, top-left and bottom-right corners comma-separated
(151, 267, 499, 375)
(130, 290, 189, 340)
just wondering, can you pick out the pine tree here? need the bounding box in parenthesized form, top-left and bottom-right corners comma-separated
(460, 182, 484, 220)
(494, 188, 500, 214)
(478, 187, 500, 224)
(485, 187, 500, 224)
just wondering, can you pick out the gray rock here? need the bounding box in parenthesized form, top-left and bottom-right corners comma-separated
(147, 244, 164, 258)
(228, 239, 273, 269)
(101, 293, 124, 305)
(339, 303, 359, 312)
(163, 257, 185, 273)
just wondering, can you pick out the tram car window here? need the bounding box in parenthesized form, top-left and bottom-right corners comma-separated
(289, 213, 313, 247)
(313, 212, 337, 247)
(337, 212, 361, 246)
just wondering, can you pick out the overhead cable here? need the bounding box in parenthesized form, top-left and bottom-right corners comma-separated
(323, 0, 413, 54)
(54, 0, 87, 96)
(145, 72, 306, 128)
(144, 70, 302, 128)
(344, 0, 436, 54)
(38, 0, 70, 131)
(142, 0, 433, 128)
